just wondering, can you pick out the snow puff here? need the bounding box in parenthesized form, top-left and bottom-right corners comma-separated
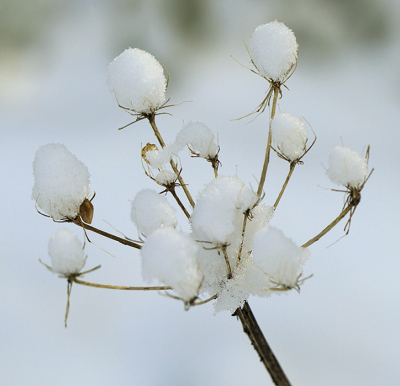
(131, 189, 177, 236)
(248, 21, 298, 82)
(107, 48, 166, 114)
(326, 146, 368, 188)
(252, 226, 309, 288)
(191, 176, 258, 245)
(48, 229, 87, 276)
(271, 112, 308, 162)
(141, 227, 203, 303)
(32, 144, 91, 221)
(144, 143, 180, 169)
(175, 122, 219, 159)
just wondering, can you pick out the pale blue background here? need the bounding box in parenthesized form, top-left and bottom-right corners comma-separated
(1, 1, 399, 385)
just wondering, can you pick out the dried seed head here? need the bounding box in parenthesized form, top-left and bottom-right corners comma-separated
(79, 198, 94, 224)
(141, 143, 159, 165)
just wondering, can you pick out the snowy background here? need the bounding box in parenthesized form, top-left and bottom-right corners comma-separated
(1, 0, 400, 385)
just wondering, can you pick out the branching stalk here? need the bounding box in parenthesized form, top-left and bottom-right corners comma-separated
(148, 114, 195, 208)
(301, 204, 353, 248)
(274, 162, 296, 209)
(221, 245, 233, 279)
(169, 189, 190, 219)
(73, 277, 171, 291)
(72, 219, 142, 249)
(234, 301, 292, 386)
(257, 86, 279, 197)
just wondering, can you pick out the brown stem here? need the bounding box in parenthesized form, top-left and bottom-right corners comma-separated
(237, 213, 248, 264)
(234, 301, 292, 386)
(222, 245, 232, 279)
(257, 86, 279, 197)
(170, 189, 190, 219)
(274, 163, 296, 209)
(301, 204, 353, 248)
(72, 219, 142, 249)
(148, 114, 195, 208)
(73, 277, 171, 291)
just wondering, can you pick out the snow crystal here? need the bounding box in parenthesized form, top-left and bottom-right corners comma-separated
(271, 112, 308, 162)
(48, 229, 87, 276)
(191, 176, 258, 245)
(107, 48, 167, 114)
(252, 226, 309, 288)
(248, 21, 298, 82)
(175, 122, 218, 159)
(32, 144, 91, 221)
(326, 146, 368, 188)
(141, 227, 203, 303)
(131, 189, 176, 236)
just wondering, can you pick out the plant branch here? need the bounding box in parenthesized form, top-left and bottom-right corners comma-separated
(274, 162, 296, 209)
(148, 114, 195, 208)
(301, 204, 353, 248)
(257, 86, 279, 197)
(234, 301, 292, 386)
(169, 188, 190, 219)
(73, 277, 171, 291)
(72, 219, 142, 249)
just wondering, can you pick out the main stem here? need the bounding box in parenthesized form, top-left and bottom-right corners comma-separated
(257, 87, 279, 197)
(234, 301, 292, 386)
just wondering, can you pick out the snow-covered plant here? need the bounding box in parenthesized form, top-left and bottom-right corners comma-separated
(34, 20, 372, 386)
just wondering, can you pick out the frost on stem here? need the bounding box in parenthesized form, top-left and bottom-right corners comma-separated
(107, 48, 167, 115)
(252, 226, 310, 290)
(32, 144, 91, 221)
(131, 189, 177, 237)
(271, 112, 309, 163)
(141, 227, 203, 307)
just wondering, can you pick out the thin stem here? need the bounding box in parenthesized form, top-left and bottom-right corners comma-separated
(148, 114, 195, 208)
(73, 277, 172, 291)
(237, 213, 248, 264)
(234, 301, 292, 386)
(192, 294, 218, 306)
(274, 163, 296, 209)
(72, 219, 142, 249)
(301, 204, 353, 248)
(222, 245, 232, 279)
(257, 86, 279, 197)
(170, 189, 190, 219)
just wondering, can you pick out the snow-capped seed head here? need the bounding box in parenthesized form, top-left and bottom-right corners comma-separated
(248, 21, 298, 82)
(175, 122, 219, 159)
(141, 143, 159, 165)
(141, 227, 203, 303)
(48, 229, 87, 276)
(271, 112, 308, 162)
(107, 48, 167, 114)
(155, 170, 177, 186)
(32, 144, 91, 221)
(131, 189, 177, 236)
(252, 226, 309, 288)
(326, 146, 368, 188)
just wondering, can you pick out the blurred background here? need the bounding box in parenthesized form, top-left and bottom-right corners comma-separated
(1, 0, 399, 385)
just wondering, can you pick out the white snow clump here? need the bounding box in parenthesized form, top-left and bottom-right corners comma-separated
(252, 226, 309, 288)
(48, 229, 87, 276)
(131, 189, 177, 236)
(271, 112, 308, 162)
(141, 227, 203, 303)
(248, 20, 298, 82)
(107, 48, 167, 114)
(155, 170, 177, 186)
(326, 146, 368, 188)
(32, 143, 91, 221)
(191, 175, 258, 245)
(144, 143, 180, 169)
(176, 122, 219, 159)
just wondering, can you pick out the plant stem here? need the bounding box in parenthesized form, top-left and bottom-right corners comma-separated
(274, 163, 296, 209)
(222, 245, 233, 279)
(170, 189, 190, 219)
(72, 219, 142, 249)
(234, 301, 292, 386)
(257, 86, 279, 197)
(73, 277, 171, 291)
(148, 114, 195, 208)
(237, 213, 248, 264)
(301, 204, 353, 248)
